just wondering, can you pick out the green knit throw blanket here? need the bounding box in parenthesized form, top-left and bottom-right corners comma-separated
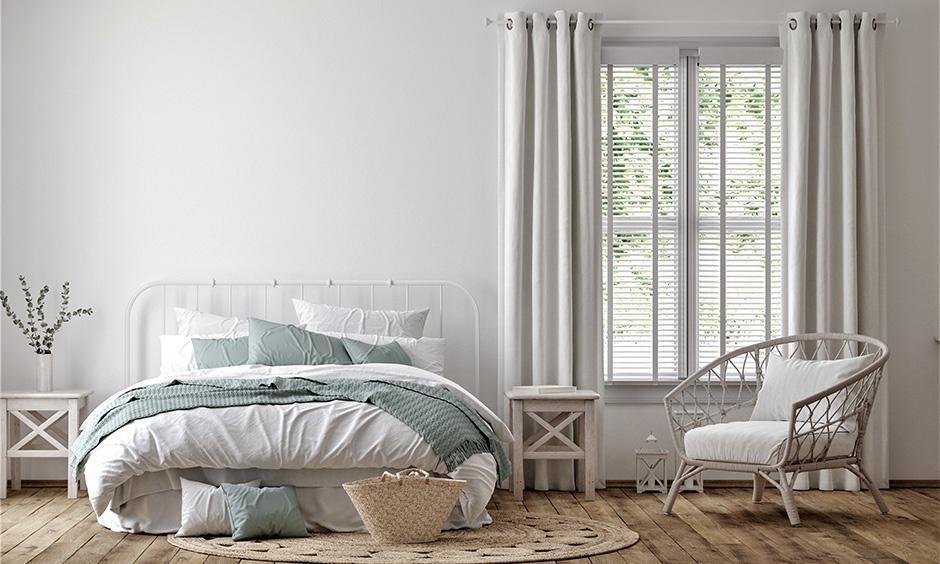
(70, 377, 510, 483)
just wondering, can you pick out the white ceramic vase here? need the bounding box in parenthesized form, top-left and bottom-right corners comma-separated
(37, 353, 53, 392)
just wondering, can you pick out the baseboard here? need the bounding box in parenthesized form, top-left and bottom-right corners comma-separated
(6, 480, 68, 488)
(605, 479, 940, 489)
(606, 479, 755, 488)
(9, 479, 940, 490)
(889, 480, 940, 488)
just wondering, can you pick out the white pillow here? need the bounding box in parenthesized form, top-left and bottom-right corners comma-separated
(322, 331, 446, 375)
(292, 299, 429, 339)
(750, 353, 875, 421)
(176, 308, 249, 337)
(159, 332, 248, 376)
(176, 477, 261, 537)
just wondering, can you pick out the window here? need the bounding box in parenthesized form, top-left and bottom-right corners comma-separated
(601, 48, 782, 382)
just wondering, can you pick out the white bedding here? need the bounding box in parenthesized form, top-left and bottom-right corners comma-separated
(80, 363, 512, 534)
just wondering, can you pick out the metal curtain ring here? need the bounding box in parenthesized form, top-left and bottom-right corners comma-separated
(588, 18, 595, 30)
(872, 19, 877, 30)
(789, 18, 797, 30)
(506, 17, 513, 31)
(836, 16, 842, 30)
(547, 17, 551, 29)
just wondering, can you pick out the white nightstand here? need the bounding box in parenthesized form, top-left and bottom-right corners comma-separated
(1, 389, 92, 499)
(505, 389, 599, 501)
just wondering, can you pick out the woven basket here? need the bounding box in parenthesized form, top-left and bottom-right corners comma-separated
(343, 468, 466, 543)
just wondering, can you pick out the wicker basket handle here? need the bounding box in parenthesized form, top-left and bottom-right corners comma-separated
(396, 468, 431, 483)
(378, 468, 432, 484)
(397, 468, 430, 480)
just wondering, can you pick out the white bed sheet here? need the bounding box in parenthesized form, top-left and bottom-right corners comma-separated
(80, 363, 511, 534)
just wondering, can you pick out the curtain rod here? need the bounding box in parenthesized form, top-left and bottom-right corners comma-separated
(484, 16, 900, 30)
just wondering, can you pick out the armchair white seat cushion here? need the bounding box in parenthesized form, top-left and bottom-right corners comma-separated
(684, 421, 856, 466)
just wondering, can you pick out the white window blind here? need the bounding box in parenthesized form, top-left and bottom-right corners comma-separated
(601, 53, 781, 382)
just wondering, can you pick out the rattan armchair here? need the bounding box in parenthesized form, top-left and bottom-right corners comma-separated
(663, 333, 889, 526)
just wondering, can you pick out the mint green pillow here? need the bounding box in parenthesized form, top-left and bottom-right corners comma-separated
(342, 337, 412, 366)
(191, 337, 249, 369)
(247, 318, 352, 366)
(221, 483, 309, 541)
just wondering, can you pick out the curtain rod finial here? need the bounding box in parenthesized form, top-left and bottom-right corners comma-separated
(484, 16, 494, 28)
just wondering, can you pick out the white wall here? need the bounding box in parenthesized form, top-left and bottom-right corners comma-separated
(3, 0, 938, 482)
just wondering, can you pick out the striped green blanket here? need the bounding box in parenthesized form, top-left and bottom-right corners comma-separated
(70, 377, 510, 482)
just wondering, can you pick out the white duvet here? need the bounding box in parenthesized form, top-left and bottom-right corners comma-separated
(79, 363, 512, 534)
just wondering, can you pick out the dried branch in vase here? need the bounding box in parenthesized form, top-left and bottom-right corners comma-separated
(0, 275, 93, 354)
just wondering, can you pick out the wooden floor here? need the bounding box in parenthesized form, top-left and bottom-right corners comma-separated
(1, 486, 937, 564)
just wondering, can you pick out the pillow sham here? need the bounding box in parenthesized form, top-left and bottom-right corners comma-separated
(176, 308, 249, 337)
(159, 333, 248, 376)
(192, 336, 249, 369)
(247, 318, 352, 366)
(292, 299, 429, 339)
(750, 353, 875, 421)
(342, 337, 412, 366)
(322, 331, 445, 375)
(177, 477, 261, 537)
(221, 483, 309, 541)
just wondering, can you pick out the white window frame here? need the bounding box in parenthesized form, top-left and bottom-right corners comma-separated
(601, 42, 783, 392)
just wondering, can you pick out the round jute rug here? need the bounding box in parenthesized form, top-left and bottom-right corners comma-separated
(167, 510, 639, 563)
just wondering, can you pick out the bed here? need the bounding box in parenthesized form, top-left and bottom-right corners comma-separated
(72, 279, 512, 535)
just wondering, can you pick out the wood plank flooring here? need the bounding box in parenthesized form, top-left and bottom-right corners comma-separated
(1, 486, 937, 563)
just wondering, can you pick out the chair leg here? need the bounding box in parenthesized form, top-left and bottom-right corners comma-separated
(662, 461, 687, 515)
(778, 471, 801, 527)
(752, 473, 766, 503)
(847, 463, 889, 515)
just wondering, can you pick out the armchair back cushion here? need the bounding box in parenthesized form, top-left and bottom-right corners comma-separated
(750, 353, 874, 421)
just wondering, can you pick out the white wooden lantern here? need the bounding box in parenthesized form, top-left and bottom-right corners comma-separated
(635, 432, 668, 493)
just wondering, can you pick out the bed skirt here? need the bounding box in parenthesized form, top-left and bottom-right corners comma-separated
(93, 464, 494, 534)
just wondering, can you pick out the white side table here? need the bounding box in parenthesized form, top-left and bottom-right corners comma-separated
(506, 389, 599, 501)
(1, 389, 92, 499)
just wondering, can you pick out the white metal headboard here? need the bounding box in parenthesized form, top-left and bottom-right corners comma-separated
(124, 279, 481, 395)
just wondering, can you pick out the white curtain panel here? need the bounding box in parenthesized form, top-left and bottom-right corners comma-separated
(497, 11, 604, 491)
(783, 11, 888, 490)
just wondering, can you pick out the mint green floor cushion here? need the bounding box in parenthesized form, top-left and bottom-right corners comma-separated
(221, 484, 309, 541)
